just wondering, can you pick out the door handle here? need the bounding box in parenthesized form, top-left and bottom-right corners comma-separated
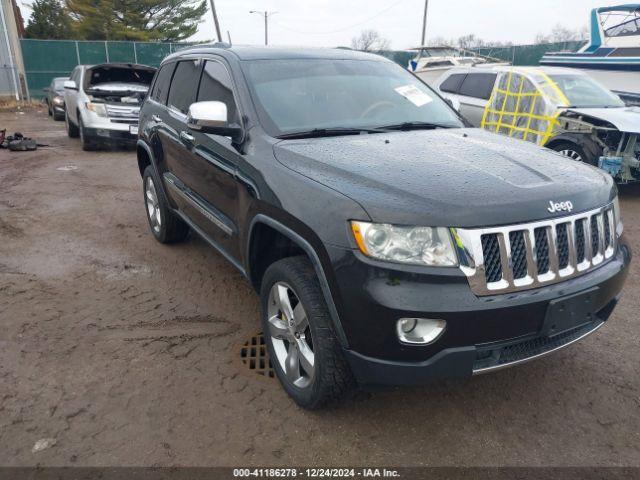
(152, 114, 162, 123)
(180, 131, 195, 144)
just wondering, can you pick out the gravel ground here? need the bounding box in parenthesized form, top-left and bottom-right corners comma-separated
(0, 109, 639, 467)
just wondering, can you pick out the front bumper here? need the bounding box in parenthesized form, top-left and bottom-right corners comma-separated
(83, 125, 138, 146)
(81, 110, 139, 146)
(326, 236, 631, 386)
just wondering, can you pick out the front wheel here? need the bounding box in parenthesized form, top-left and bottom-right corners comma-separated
(260, 257, 356, 409)
(550, 141, 599, 167)
(65, 111, 79, 138)
(79, 116, 97, 151)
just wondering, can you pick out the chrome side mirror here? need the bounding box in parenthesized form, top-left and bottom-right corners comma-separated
(64, 80, 77, 90)
(187, 101, 242, 141)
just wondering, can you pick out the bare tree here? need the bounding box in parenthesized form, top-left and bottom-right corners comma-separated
(425, 36, 456, 47)
(535, 24, 589, 44)
(457, 34, 486, 50)
(351, 29, 391, 52)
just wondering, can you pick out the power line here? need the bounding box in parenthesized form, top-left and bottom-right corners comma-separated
(272, 0, 409, 35)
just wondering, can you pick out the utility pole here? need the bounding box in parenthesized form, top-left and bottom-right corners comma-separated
(421, 0, 429, 46)
(209, 0, 222, 42)
(250, 10, 277, 45)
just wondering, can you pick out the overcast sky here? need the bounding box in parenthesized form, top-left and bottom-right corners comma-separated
(16, 0, 628, 48)
(189, 0, 626, 48)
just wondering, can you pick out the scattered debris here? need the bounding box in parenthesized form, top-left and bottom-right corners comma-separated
(1, 132, 39, 151)
(32, 438, 57, 453)
(56, 165, 79, 172)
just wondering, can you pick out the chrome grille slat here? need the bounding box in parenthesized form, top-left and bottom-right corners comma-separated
(453, 203, 617, 296)
(105, 104, 140, 122)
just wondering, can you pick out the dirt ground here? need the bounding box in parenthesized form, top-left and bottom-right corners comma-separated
(0, 109, 639, 468)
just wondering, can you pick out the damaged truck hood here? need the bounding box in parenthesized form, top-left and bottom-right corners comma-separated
(564, 106, 640, 134)
(88, 82, 149, 93)
(274, 128, 615, 228)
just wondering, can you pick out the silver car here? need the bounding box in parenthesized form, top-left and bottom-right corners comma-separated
(63, 63, 156, 150)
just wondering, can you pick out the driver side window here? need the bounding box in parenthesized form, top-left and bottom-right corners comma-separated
(197, 60, 239, 125)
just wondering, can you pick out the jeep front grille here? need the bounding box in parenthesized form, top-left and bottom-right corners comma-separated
(452, 204, 617, 296)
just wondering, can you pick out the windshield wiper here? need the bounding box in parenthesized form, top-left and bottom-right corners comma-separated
(377, 121, 455, 131)
(277, 127, 385, 140)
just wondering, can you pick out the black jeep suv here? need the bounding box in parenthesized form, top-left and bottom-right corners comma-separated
(137, 45, 631, 409)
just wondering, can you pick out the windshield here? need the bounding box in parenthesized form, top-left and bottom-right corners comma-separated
(549, 74, 625, 108)
(242, 59, 464, 137)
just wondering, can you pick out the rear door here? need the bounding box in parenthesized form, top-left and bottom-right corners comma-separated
(455, 73, 498, 126)
(143, 61, 175, 174)
(161, 58, 203, 188)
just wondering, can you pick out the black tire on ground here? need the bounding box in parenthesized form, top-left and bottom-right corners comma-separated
(550, 140, 599, 167)
(142, 165, 189, 244)
(79, 116, 97, 151)
(47, 101, 52, 116)
(260, 256, 356, 410)
(65, 111, 79, 138)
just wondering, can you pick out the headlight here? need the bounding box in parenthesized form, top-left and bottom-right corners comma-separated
(53, 96, 64, 105)
(613, 196, 623, 235)
(351, 221, 458, 267)
(86, 102, 107, 117)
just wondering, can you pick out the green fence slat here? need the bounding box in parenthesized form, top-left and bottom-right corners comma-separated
(22, 39, 78, 72)
(107, 42, 136, 63)
(135, 42, 172, 67)
(77, 41, 108, 64)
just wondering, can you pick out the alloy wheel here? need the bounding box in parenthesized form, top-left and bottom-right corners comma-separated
(145, 176, 162, 234)
(267, 282, 315, 389)
(559, 149, 583, 162)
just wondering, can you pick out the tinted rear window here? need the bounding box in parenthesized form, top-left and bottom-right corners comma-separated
(458, 73, 497, 100)
(151, 63, 175, 104)
(167, 60, 201, 114)
(440, 73, 466, 94)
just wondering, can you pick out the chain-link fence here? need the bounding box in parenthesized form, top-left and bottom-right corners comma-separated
(22, 39, 588, 99)
(21, 39, 198, 98)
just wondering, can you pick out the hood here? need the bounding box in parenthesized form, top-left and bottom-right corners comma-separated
(274, 128, 615, 228)
(564, 106, 640, 134)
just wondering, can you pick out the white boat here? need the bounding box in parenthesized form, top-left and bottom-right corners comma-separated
(408, 46, 509, 86)
(540, 4, 640, 104)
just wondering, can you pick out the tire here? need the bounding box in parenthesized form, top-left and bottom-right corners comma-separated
(47, 100, 52, 117)
(260, 257, 356, 409)
(550, 141, 599, 167)
(78, 116, 97, 151)
(142, 165, 189, 244)
(65, 111, 79, 138)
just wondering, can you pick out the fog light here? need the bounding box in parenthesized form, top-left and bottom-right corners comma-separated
(396, 318, 446, 345)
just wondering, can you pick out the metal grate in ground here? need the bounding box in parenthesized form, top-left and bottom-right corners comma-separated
(239, 332, 275, 378)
